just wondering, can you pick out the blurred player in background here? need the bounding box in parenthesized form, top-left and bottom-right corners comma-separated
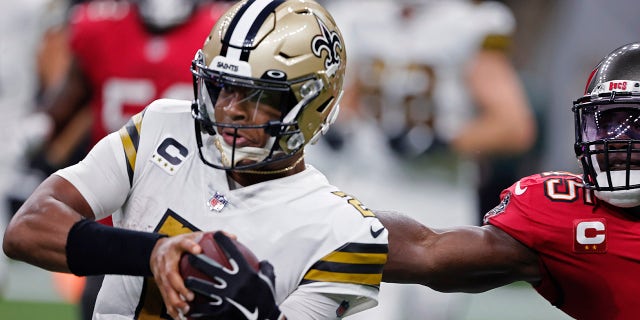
(307, 0, 535, 319)
(0, 0, 71, 297)
(4, 0, 233, 318)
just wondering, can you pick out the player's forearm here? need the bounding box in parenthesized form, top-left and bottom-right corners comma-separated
(3, 195, 82, 272)
(421, 225, 541, 293)
(378, 210, 440, 284)
(4, 210, 166, 276)
(428, 272, 518, 293)
(379, 212, 537, 292)
(381, 224, 495, 291)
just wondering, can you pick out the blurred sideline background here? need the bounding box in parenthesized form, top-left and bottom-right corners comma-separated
(2, 0, 640, 319)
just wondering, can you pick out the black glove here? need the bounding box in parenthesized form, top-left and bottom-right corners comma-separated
(184, 232, 282, 320)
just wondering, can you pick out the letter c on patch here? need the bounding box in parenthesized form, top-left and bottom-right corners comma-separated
(576, 221, 605, 245)
(157, 137, 188, 165)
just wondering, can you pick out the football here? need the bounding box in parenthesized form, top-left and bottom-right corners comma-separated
(179, 232, 260, 316)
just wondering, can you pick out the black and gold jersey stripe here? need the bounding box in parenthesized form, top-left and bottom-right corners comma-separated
(118, 110, 145, 186)
(301, 242, 388, 287)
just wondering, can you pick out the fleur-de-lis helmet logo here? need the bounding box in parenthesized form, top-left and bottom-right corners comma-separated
(311, 16, 343, 74)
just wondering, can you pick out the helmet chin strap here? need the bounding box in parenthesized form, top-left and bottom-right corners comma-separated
(213, 135, 303, 174)
(213, 135, 280, 168)
(594, 170, 640, 208)
(238, 154, 305, 175)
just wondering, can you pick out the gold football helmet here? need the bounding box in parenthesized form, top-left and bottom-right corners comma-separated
(191, 0, 346, 170)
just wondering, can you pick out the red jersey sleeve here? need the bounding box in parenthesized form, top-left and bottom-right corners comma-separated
(484, 174, 542, 248)
(484, 172, 591, 251)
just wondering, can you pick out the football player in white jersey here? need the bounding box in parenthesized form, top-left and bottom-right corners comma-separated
(3, 1, 388, 319)
(306, 0, 535, 319)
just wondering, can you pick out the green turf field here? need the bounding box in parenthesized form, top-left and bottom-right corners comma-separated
(0, 300, 76, 320)
(1, 261, 78, 319)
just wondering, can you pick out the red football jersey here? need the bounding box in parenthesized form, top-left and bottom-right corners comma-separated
(69, 1, 229, 146)
(487, 171, 640, 320)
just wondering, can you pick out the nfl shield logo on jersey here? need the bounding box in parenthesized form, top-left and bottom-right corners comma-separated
(483, 193, 511, 224)
(207, 192, 229, 212)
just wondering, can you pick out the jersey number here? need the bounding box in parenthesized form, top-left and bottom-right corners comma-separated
(542, 172, 594, 204)
(332, 191, 375, 217)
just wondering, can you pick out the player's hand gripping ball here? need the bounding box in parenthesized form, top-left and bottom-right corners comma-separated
(180, 231, 282, 320)
(179, 231, 260, 281)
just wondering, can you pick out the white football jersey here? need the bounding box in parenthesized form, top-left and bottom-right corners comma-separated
(56, 99, 388, 320)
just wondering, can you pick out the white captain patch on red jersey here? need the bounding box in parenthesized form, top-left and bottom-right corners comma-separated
(573, 219, 607, 253)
